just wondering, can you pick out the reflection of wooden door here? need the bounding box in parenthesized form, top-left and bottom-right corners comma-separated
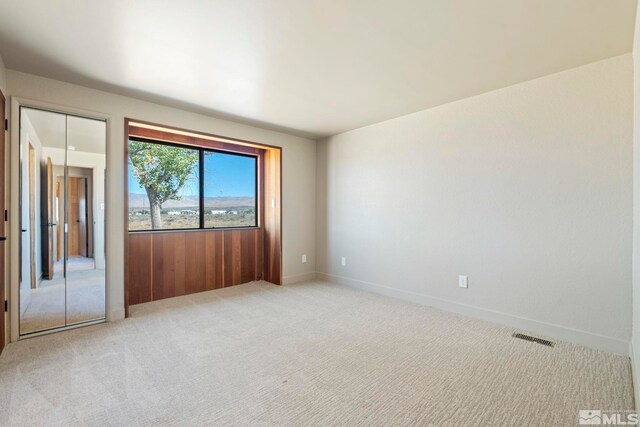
(68, 177, 88, 257)
(0, 89, 6, 354)
(78, 178, 87, 257)
(41, 158, 54, 279)
(29, 144, 36, 289)
(56, 180, 61, 261)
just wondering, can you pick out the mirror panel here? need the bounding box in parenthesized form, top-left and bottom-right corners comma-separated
(20, 108, 68, 334)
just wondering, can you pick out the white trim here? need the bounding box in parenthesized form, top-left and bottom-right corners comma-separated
(631, 341, 640, 410)
(317, 271, 630, 356)
(18, 318, 105, 340)
(283, 271, 317, 285)
(19, 288, 29, 316)
(108, 308, 125, 322)
(9, 96, 113, 343)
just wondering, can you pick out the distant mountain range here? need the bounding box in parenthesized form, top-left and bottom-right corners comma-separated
(129, 193, 254, 209)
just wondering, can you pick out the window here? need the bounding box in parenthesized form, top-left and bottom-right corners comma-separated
(128, 138, 258, 231)
(203, 151, 257, 228)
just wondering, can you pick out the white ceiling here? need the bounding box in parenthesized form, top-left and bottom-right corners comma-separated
(23, 108, 106, 154)
(1, 0, 636, 138)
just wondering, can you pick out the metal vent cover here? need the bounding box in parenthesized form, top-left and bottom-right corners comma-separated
(512, 332, 554, 347)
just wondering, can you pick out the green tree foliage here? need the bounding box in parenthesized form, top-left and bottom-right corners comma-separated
(129, 141, 199, 229)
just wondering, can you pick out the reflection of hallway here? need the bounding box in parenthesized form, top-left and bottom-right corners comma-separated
(40, 255, 96, 285)
(21, 257, 105, 334)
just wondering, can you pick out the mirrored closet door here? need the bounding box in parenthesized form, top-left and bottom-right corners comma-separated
(19, 107, 106, 335)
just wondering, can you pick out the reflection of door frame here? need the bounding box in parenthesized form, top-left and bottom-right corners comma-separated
(56, 180, 61, 262)
(28, 143, 36, 289)
(42, 157, 54, 280)
(10, 100, 110, 343)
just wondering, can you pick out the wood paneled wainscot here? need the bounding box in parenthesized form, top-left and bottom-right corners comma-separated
(125, 119, 282, 311)
(127, 229, 263, 305)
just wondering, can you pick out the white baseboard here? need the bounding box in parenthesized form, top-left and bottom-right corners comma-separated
(631, 342, 640, 409)
(317, 272, 629, 356)
(283, 272, 318, 285)
(19, 290, 31, 317)
(107, 308, 125, 322)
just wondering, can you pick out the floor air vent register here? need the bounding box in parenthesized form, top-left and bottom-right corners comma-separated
(512, 332, 554, 347)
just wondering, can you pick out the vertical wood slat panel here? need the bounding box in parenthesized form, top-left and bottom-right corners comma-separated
(272, 149, 282, 284)
(215, 232, 224, 288)
(128, 233, 152, 305)
(128, 229, 261, 305)
(173, 233, 187, 297)
(257, 154, 266, 281)
(157, 235, 170, 299)
(152, 233, 164, 300)
(232, 231, 242, 285)
(185, 232, 206, 295)
(263, 148, 282, 285)
(263, 150, 273, 283)
(241, 230, 255, 284)
(204, 232, 216, 291)
(223, 231, 233, 287)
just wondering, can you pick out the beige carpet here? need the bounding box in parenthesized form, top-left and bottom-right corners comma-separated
(21, 257, 105, 334)
(0, 280, 633, 426)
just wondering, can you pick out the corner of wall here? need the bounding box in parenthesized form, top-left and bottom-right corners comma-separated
(632, 0, 640, 408)
(631, 342, 639, 409)
(282, 272, 318, 285)
(314, 137, 328, 273)
(0, 52, 6, 95)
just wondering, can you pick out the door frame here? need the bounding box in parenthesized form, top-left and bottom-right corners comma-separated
(0, 89, 5, 354)
(9, 97, 111, 343)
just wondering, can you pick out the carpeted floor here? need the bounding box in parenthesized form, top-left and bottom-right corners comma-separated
(20, 257, 105, 334)
(0, 280, 634, 426)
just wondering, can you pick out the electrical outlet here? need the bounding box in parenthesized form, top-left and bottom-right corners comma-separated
(458, 275, 468, 288)
(341, 257, 347, 267)
(302, 254, 307, 263)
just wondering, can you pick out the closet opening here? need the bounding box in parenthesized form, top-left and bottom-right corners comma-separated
(18, 107, 107, 336)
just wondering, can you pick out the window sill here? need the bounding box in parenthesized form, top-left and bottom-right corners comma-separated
(128, 226, 261, 234)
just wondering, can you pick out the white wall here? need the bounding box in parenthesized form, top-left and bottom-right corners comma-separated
(317, 54, 633, 354)
(7, 70, 317, 327)
(631, 0, 640, 406)
(0, 53, 6, 95)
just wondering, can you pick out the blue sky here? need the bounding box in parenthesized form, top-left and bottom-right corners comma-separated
(128, 151, 256, 198)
